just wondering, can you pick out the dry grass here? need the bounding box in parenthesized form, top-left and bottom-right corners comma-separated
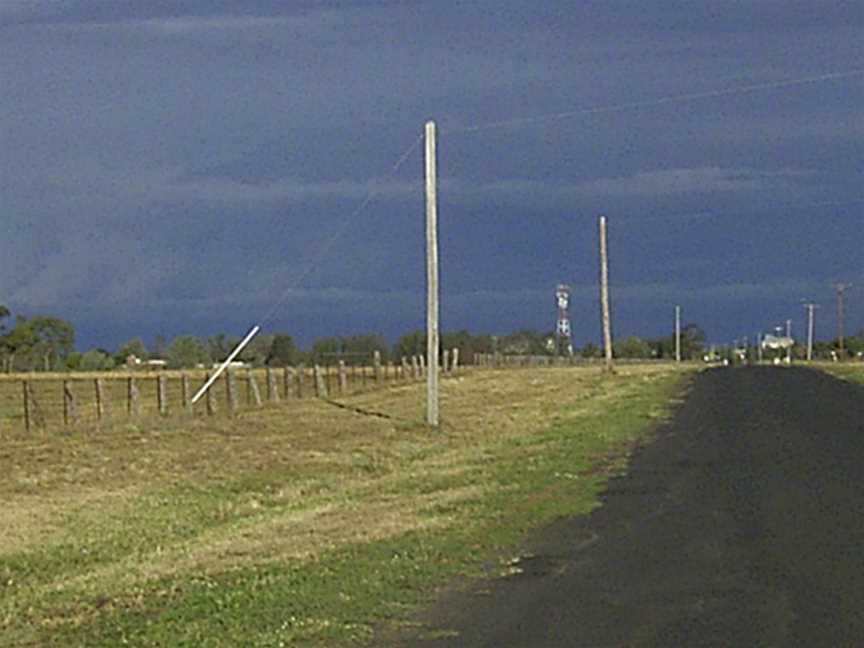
(0, 363, 692, 646)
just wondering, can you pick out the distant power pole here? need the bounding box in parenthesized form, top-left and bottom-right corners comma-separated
(598, 216, 614, 372)
(803, 302, 818, 361)
(425, 120, 440, 427)
(835, 283, 851, 357)
(674, 305, 681, 363)
(786, 319, 792, 363)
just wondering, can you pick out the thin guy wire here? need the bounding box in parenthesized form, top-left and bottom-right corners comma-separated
(258, 133, 424, 327)
(447, 69, 864, 134)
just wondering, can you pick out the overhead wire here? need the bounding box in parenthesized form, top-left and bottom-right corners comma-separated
(196, 68, 861, 399)
(447, 69, 864, 135)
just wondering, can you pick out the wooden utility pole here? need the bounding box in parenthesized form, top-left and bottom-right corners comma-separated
(674, 305, 681, 363)
(835, 283, 851, 357)
(803, 302, 818, 361)
(598, 215, 614, 372)
(425, 120, 440, 426)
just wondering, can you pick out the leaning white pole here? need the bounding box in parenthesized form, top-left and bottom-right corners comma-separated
(425, 120, 440, 427)
(191, 325, 261, 404)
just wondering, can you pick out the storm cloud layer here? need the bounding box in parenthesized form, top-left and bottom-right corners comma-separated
(1, 1, 861, 349)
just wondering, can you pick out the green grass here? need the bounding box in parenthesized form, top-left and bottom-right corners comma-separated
(0, 365, 693, 646)
(812, 361, 864, 385)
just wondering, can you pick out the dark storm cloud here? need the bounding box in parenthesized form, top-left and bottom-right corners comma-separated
(0, 1, 861, 350)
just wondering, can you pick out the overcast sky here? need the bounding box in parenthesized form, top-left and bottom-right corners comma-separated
(1, 0, 862, 351)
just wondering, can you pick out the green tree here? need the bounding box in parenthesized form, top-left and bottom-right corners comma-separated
(165, 335, 210, 369)
(580, 342, 602, 358)
(206, 334, 237, 363)
(2, 316, 36, 372)
(340, 334, 389, 365)
(499, 329, 553, 355)
(440, 330, 493, 365)
(24, 316, 75, 371)
(680, 324, 706, 360)
(152, 334, 168, 359)
(268, 333, 298, 366)
(310, 336, 343, 365)
(79, 349, 116, 371)
(614, 336, 653, 358)
(393, 330, 425, 360)
(115, 337, 148, 365)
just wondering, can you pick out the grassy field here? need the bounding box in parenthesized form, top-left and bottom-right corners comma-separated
(0, 364, 694, 647)
(811, 361, 864, 384)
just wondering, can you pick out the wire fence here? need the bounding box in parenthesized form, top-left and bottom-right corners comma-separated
(0, 350, 462, 434)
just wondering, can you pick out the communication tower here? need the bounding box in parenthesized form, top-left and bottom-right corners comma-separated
(555, 284, 573, 356)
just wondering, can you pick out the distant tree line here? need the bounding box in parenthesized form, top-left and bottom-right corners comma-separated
(5, 302, 864, 372)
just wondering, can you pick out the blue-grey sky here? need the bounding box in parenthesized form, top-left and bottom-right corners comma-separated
(1, 1, 862, 350)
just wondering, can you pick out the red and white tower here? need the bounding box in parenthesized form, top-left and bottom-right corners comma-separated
(555, 284, 573, 356)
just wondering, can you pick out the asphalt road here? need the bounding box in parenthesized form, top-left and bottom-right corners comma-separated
(408, 367, 864, 647)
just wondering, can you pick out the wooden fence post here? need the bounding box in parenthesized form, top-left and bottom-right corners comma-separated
(373, 350, 382, 384)
(63, 381, 77, 427)
(411, 356, 419, 379)
(419, 354, 426, 377)
(338, 361, 348, 394)
(297, 365, 305, 398)
(181, 374, 192, 415)
(314, 365, 328, 398)
(266, 367, 279, 403)
(442, 349, 450, 374)
(206, 374, 217, 416)
(247, 369, 263, 407)
(22, 381, 31, 432)
(452, 348, 460, 372)
(127, 377, 141, 417)
(157, 375, 168, 416)
(94, 378, 106, 421)
(226, 371, 238, 415)
(283, 367, 293, 400)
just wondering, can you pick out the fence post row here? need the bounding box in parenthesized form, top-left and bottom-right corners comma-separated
(297, 365, 305, 398)
(63, 380, 77, 427)
(205, 374, 217, 416)
(9, 353, 472, 432)
(267, 368, 279, 403)
(314, 365, 328, 398)
(181, 374, 192, 415)
(127, 377, 141, 417)
(337, 361, 347, 394)
(94, 378, 106, 421)
(247, 369, 262, 407)
(157, 375, 167, 416)
(373, 351, 382, 384)
(226, 371, 238, 415)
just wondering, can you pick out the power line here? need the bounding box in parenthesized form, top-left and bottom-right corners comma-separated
(193, 132, 424, 403)
(447, 69, 864, 135)
(623, 197, 864, 225)
(258, 133, 424, 328)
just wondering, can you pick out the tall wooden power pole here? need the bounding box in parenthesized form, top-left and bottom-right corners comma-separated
(803, 302, 818, 361)
(675, 305, 681, 363)
(835, 283, 851, 357)
(425, 121, 440, 427)
(598, 216, 614, 372)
